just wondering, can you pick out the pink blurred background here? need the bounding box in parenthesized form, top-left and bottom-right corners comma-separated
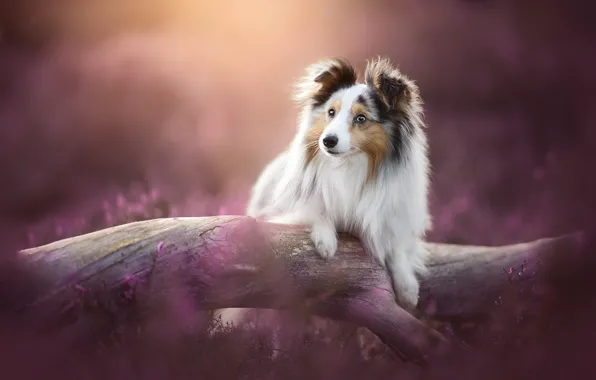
(0, 2, 595, 379)
(0, 0, 595, 252)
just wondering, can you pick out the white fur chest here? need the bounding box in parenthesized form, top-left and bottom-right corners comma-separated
(302, 154, 374, 232)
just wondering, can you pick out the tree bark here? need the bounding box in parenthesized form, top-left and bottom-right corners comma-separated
(14, 216, 583, 366)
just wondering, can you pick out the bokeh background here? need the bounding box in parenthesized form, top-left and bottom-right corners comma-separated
(1, 0, 595, 379)
(1, 0, 595, 252)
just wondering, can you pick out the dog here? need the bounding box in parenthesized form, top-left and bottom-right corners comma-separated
(246, 56, 432, 310)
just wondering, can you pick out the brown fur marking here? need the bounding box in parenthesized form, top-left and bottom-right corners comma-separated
(304, 98, 391, 180)
(293, 58, 357, 108)
(351, 103, 372, 119)
(350, 122, 390, 182)
(349, 102, 391, 181)
(312, 58, 357, 107)
(329, 100, 342, 113)
(304, 100, 342, 165)
(364, 57, 420, 113)
(304, 116, 326, 166)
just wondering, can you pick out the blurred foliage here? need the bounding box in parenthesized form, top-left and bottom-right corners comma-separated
(6, 182, 563, 380)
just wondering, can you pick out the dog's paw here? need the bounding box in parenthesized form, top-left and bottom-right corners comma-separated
(394, 278, 420, 311)
(311, 223, 338, 259)
(386, 258, 420, 311)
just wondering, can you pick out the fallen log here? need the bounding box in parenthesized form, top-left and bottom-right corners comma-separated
(13, 216, 584, 365)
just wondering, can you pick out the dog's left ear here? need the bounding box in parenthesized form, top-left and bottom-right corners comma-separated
(365, 57, 418, 110)
(293, 57, 357, 108)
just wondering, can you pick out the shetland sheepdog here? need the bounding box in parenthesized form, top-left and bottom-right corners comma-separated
(246, 56, 431, 310)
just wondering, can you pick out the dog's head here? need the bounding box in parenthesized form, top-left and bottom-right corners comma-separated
(293, 57, 424, 177)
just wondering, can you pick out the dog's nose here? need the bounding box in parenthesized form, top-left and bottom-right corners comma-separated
(322, 135, 338, 148)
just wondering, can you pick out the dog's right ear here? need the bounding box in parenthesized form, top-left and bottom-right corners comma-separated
(365, 56, 419, 112)
(292, 58, 357, 108)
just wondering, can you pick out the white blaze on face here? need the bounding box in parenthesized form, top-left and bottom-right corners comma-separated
(319, 84, 369, 155)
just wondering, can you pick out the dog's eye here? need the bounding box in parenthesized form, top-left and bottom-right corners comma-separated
(355, 114, 367, 124)
(328, 109, 335, 117)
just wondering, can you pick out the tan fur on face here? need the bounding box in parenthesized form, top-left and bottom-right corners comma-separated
(350, 103, 371, 120)
(329, 99, 342, 113)
(304, 115, 326, 166)
(350, 122, 390, 182)
(349, 101, 391, 182)
(303, 99, 390, 181)
(304, 100, 341, 165)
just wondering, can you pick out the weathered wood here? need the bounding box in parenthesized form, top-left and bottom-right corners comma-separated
(15, 216, 584, 365)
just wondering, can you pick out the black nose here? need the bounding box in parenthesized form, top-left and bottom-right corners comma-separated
(322, 135, 338, 148)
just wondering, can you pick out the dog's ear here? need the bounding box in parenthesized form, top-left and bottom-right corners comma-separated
(364, 57, 418, 111)
(293, 57, 357, 108)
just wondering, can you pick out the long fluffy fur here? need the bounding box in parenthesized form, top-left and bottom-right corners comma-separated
(246, 56, 431, 310)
